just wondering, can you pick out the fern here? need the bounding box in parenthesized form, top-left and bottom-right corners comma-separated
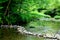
(0, 0, 60, 25)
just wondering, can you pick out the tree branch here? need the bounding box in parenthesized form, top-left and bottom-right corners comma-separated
(0, 25, 60, 40)
(4, 0, 11, 15)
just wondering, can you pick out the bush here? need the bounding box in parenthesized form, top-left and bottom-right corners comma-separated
(0, 0, 60, 25)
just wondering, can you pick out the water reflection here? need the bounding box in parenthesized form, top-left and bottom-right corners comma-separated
(25, 19, 60, 40)
(0, 19, 60, 40)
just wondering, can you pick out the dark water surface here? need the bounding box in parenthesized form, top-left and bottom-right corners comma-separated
(0, 19, 60, 40)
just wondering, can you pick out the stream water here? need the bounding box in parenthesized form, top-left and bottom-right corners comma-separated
(0, 19, 60, 40)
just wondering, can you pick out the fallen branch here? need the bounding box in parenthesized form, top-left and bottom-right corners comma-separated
(17, 26, 60, 40)
(0, 25, 60, 40)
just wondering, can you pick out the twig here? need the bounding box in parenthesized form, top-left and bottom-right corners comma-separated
(4, 0, 11, 15)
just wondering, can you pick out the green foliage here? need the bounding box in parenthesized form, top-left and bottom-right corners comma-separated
(20, 0, 60, 23)
(0, 7, 3, 9)
(0, 0, 60, 25)
(0, 0, 8, 3)
(54, 15, 60, 19)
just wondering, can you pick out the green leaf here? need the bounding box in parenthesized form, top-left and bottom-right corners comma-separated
(0, 0, 8, 3)
(0, 7, 3, 9)
(54, 15, 60, 19)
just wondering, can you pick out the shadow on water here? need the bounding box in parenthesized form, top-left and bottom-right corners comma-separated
(0, 18, 60, 40)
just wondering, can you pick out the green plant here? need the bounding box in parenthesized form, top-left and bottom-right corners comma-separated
(0, 0, 60, 25)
